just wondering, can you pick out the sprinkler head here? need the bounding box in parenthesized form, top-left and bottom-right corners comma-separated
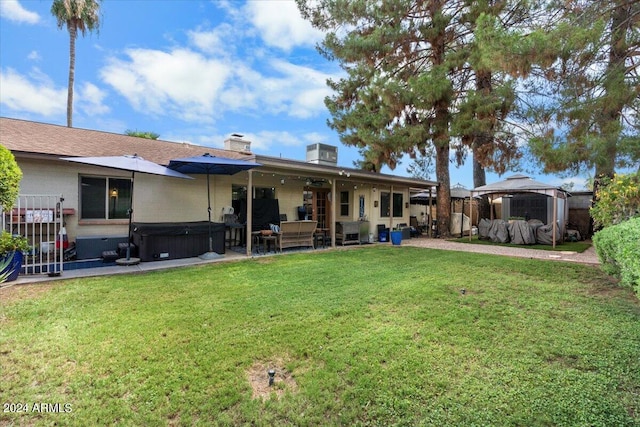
(268, 369, 276, 386)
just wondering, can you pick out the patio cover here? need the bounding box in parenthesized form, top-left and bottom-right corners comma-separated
(168, 153, 262, 259)
(469, 174, 568, 247)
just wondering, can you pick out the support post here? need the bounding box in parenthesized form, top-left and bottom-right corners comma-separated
(246, 170, 253, 256)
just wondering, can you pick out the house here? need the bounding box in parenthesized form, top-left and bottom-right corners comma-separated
(1, 117, 436, 271)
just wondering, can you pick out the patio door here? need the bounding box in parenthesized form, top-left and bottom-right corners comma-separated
(311, 190, 331, 229)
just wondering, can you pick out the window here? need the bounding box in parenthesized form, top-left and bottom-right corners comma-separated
(380, 192, 404, 217)
(393, 193, 404, 217)
(339, 191, 349, 216)
(80, 176, 131, 220)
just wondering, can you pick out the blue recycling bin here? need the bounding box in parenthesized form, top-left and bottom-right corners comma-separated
(378, 230, 389, 242)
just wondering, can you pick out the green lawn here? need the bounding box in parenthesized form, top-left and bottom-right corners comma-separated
(1, 246, 639, 426)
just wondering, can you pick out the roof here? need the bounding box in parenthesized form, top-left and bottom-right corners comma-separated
(0, 117, 252, 165)
(471, 174, 567, 198)
(2, 117, 437, 189)
(254, 154, 437, 189)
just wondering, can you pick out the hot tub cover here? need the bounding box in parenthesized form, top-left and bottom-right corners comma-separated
(132, 221, 224, 236)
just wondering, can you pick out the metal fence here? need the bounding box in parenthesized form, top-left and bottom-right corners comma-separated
(2, 194, 65, 277)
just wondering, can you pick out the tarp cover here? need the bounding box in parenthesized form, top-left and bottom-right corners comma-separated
(508, 220, 536, 245)
(527, 219, 544, 237)
(488, 219, 510, 243)
(536, 223, 562, 245)
(132, 221, 224, 236)
(478, 218, 492, 240)
(450, 212, 471, 236)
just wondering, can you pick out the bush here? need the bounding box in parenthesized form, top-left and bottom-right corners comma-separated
(590, 172, 640, 229)
(0, 145, 22, 209)
(593, 217, 640, 296)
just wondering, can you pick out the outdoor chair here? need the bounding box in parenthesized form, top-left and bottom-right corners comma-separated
(409, 216, 421, 237)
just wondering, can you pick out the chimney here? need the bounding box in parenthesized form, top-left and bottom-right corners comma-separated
(224, 133, 251, 153)
(306, 143, 338, 166)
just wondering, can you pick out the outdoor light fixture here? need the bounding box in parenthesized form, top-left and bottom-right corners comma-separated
(280, 179, 285, 185)
(268, 369, 276, 386)
(110, 188, 118, 198)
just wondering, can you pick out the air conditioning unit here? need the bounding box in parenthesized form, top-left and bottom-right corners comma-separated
(306, 143, 337, 166)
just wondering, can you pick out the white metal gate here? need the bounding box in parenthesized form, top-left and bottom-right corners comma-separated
(2, 195, 65, 277)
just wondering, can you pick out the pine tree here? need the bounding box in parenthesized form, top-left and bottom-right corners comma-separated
(526, 0, 639, 181)
(298, 0, 532, 233)
(298, 0, 471, 236)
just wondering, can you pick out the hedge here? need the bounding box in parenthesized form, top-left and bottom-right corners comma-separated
(593, 217, 640, 296)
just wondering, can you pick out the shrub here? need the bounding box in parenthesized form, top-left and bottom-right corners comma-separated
(0, 230, 30, 256)
(593, 217, 640, 296)
(0, 145, 22, 209)
(590, 172, 640, 229)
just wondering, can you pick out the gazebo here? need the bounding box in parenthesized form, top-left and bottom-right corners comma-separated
(470, 174, 569, 247)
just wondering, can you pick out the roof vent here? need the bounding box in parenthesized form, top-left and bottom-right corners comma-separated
(306, 143, 337, 166)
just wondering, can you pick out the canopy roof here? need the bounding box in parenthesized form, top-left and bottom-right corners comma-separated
(471, 174, 567, 199)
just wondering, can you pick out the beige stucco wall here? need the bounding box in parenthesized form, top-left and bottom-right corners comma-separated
(12, 157, 418, 243)
(13, 159, 246, 241)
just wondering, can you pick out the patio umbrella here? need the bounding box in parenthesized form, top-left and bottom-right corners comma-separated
(61, 154, 193, 265)
(167, 153, 261, 259)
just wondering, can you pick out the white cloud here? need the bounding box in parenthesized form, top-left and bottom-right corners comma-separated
(96, 2, 341, 126)
(27, 51, 41, 61)
(0, 0, 40, 24)
(257, 59, 333, 118)
(187, 24, 235, 57)
(251, 130, 303, 151)
(100, 46, 336, 123)
(0, 67, 65, 116)
(216, 59, 333, 118)
(100, 48, 232, 122)
(302, 131, 330, 144)
(245, 0, 323, 51)
(77, 82, 110, 116)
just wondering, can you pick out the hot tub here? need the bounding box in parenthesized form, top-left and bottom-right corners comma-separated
(131, 221, 225, 262)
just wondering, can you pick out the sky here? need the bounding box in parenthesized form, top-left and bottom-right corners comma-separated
(0, 0, 595, 190)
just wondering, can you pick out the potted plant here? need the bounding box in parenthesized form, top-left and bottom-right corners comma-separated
(0, 231, 29, 283)
(390, 226, 403, 246)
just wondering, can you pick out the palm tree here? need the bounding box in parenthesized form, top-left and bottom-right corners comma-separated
(51, 0, 101, 128)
